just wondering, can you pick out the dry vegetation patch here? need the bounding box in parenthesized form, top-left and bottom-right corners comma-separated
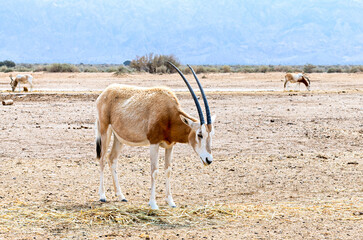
(1, 199, 362, 236)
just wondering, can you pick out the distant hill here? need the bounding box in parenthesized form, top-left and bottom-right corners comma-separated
(1, 0, 362, 64)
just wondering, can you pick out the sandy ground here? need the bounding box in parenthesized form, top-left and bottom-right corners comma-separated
(0, 72, 362, 239)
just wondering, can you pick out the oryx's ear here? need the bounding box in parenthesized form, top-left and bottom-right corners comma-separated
(180, 115, 199, 129)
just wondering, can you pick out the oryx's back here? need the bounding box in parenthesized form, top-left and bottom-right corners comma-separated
(96, 84, 180, 115)
(96, 84, 182, 145)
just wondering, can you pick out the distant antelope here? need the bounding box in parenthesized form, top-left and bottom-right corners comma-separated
(95, 63, 215, 209)
(9, 74, 34, 92)
(284, 73, 310, 91)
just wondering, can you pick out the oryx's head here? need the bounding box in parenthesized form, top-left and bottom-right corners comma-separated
(302, 75, 311, 91)
(9, 74, 16, 91)
(169, 62, 216, 166)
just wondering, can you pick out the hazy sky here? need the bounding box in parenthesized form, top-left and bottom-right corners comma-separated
(1, 0, 363, 64)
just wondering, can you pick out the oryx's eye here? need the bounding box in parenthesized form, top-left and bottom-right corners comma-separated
(197, 133, 203, 139)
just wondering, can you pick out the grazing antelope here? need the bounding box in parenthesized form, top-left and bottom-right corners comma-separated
(95, 63, 215, 209)
(9, 74, 34, 92)
(284, 73, 311, 91)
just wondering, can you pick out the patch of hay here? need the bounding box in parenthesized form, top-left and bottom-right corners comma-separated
(0, 199, 362, 234)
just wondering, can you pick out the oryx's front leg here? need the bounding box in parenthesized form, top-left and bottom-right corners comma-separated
(165, 147, 176, 208)
(108, 135, 127, 202)
(29, 82, 33, 92)
(149, 144, 159, 209)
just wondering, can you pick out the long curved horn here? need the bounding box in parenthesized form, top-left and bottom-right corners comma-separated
(187, 64, 211, 125)
(168, 62, 205, 125)
(303, 75, 311, 85)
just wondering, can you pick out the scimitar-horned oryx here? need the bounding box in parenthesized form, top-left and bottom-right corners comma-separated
(284, 73, 311, 91)
(95, 62, 215, 209)
(9, 74, 34, 92)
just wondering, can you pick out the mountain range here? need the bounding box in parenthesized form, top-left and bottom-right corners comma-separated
(1, 0, 362, 64)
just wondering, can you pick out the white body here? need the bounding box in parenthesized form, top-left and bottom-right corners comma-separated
(9, 74, 33, 92)
(284, 73, 310, 91)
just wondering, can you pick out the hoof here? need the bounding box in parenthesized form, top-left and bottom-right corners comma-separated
(148, 202, 159, 210)
(100, 199, 106, 202)
(171, 205, 176, 208)
(121, 199, 128, 202)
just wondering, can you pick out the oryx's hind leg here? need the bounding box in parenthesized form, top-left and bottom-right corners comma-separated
(149, 144, 160, 209)
(98, 124, 112, 202)
(165, 147, 176, 208)
(107, 133, 127, 202)
(284, 79, 289, 91)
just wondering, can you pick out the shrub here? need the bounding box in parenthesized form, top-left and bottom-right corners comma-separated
(83, 67, 99, 73)
(220, 65, 231, 73)
(181, 66, 191, 74)
(105, 67, 118, 73)
(0, 60, 16, 68)
(123, 60, 131, 66)
(34, 65, 48, 72)
(303, 64, 316, 73)
(156, 65, 167, 74)
(207, 67, 219, 73)
(130, 53, 180, 73)
(16, 67, 32, 72)
(327, 68, 342, 73)
(257, 65, 269, 73)
(113, 65, 132, 76)
(194, 66, 207, 74)
(47, 63, 80, 72)
(242, 67, 255, 73)
(0, 66, 8, 72)
(349, 66, 363, 73)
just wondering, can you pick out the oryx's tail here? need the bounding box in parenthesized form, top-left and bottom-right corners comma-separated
(95, 118, 101, 159)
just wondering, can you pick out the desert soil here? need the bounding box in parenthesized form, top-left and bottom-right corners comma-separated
(0, 72, 362, 239)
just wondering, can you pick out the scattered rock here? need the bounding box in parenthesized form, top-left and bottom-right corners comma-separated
(316, 154, 328, 159)
(347, 161, 358, 165)
(2, 99, 13, 105)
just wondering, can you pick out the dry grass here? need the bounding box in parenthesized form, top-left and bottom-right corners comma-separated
(1, 199, 361, 235)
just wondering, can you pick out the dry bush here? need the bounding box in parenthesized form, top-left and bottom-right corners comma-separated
(220, 65, 231, 73)
(327, 67, 343, 73)
(181, 66, 191, 74)
(194, 66, 207, 74)
(257, 65, 269, 73)
(207, 67, 219, 73)
(113, 65, 132, 76)
(0, 66, 11, 72)
(105, 67, 118, 73)
(303, 64, 316, 73)
(130, 53, 180, 73)
(349, 66, 363, 73)
(156, 65, 167, 74)
(83, 67, 99, 73)
(47, 63, 80, 73)
(34, 65, 48, 72)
